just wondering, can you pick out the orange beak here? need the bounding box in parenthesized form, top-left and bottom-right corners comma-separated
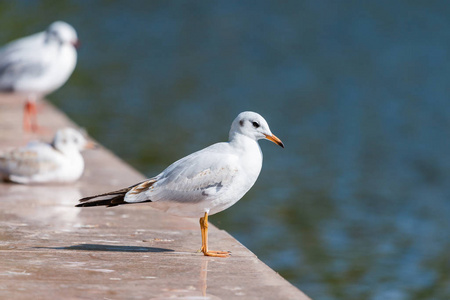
(84, 140, 98, 150)
(264, 134, 284, 148)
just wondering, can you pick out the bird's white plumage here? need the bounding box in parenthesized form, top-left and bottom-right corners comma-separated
(0, 21, 78, 95)
(0, 128, 90, 184)
(76, 112, 283, 257)
(123, 111, 282, 218)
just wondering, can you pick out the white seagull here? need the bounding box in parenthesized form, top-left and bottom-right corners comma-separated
(76, 111, 284, 257)
(0, 21, 79, 132)
(0, 128, 94, 184)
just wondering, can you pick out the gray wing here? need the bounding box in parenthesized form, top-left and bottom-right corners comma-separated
(125, 143, 240, 204)
(0, 142, 61, 177)
(0, 33, 48, 90)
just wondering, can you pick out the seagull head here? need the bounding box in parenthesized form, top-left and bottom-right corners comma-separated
(46, 21, 79, 48)
(52, 128, 96, 153)
(229, 111, 284, 148)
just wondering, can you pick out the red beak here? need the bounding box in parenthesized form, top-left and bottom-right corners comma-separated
(72, 39, 81, 49)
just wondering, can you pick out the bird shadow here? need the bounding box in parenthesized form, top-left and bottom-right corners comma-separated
(35, 244, 174, 253)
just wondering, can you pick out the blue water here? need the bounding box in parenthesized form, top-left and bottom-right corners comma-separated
(1, 1, 450, 299)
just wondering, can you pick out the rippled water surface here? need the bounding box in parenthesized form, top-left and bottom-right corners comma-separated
(1, 1, 450, 299)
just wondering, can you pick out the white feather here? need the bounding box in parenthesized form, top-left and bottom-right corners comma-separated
(0, 21, 78, 96)
(0, 128, 89, 184)
(120, 111, 282, 218)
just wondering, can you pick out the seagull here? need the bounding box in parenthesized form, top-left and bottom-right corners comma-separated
(0, 21, 79, 132)
(0, 128, 94, 184)
(76, 111, 284, 257)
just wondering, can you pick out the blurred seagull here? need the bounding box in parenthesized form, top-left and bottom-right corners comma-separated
(76, 111, 284, 257)
(0, 21, 79, 132)
(0, 128, 94, 184)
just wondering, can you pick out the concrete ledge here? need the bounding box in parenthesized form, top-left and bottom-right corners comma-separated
(0, 95, 310, 299)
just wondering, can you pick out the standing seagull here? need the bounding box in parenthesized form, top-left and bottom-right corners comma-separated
(76, 111, 284, 257)
(0, 21, 79, 132)
(0, 128, 94, 184)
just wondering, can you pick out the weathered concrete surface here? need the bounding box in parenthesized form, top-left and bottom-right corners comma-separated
(0, 94, 310, 300)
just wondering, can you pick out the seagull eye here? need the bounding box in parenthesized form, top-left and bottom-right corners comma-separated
(46, 29, 57, 37)
(252, 121, 260, 128)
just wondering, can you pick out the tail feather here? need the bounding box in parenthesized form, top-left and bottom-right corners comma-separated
(76, 182, 142, 208)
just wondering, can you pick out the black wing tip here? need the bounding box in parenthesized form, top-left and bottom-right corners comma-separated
(75, 201, 106, 208)
(78, 196, 95, 203)
(75, 181, 155, 208)
(75, 193, 132, 208)
(75, 200, 122, 208)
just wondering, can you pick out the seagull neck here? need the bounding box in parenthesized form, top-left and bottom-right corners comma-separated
(53, 144, 80, 156)
(229, 133, 259, 151)
(229, 133, 263, 179)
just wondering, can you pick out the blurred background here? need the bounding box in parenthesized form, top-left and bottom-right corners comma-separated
(1, 1, 450, 299)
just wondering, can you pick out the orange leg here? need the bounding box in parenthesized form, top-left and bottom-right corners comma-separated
(199, 212, 230, 257)
(23, 98, 38, 132)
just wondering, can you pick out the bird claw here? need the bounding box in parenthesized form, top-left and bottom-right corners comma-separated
(203, 250, 231, 257)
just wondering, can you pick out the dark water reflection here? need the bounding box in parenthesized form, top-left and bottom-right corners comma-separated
(2, 1, 450, 299)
